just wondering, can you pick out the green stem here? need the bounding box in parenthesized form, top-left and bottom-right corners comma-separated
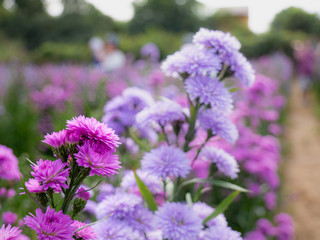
(163, 180, 167, 201)
(191, 132, 213, 167)
(160, 124, 170, 145)
(183, 100, 200, 152)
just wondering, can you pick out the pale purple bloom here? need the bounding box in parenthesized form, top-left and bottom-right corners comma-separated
(274, 213, 294, 240)
(198, 109, 239, 144)
(94, 219, 140, 240)
(192, 202, 227, 228)
(155, 202, 203, 240)
(136, 100, 184, 128)
(2, 211, 17, 225)
(193, 28, 241, 56)
(161, 45, 222, 78)
(72, 220, 96, 240)
(31, 159, 69, 192)
(264, 192, 277, 210)
(201, 147, 239, 179)
(0, 224, 22, 240)
(74, 140, 121, 177)
(0, 145, 20, 181)
(96, 192, 142, 220)
(185, 75, 233, 113)
(66, 116, 120, 151)
(127, 205, 155, 233)
(141, 146, 191, 179)
(121, 169, 163, 195)
(199, 225, 242, 240)
(141, 42, 160, 61)
(24, 207, 76, 240)
(6, 189, 16, 199)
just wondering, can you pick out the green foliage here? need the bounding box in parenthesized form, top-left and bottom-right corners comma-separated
(128, 0, 201, 33)
(31, 42, 91, 63)
(271, 7, 320, 35)
(119, 29, 182, 58)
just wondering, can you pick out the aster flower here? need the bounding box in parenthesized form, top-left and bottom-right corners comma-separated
(42, 130, 67, 148)
(155, 202, 203, 240)
(161, 45, 222, 78)
(2, 211, 17, 225)
(198, 109, 239, 144)
(72, 221, 96, 240)
(201, 147, 239, 179)
(141, 145, 191, 179)
(76, 186, 91, 201)
(74, 140, 121, 177)
(94, 219, 140, 240)
(96, 192, 142, 220)
(141, 42, 160, 61)
(25, 179, 44, 193)
(192, 202, 227, 228)
(0, 144, 20, 181)
(0, 224, 22, 240)
(185, 75, 233, 113)
(199, 225, 242, 240)
(24, 207, 76, 240)
(193, 28, 241, 56)
(66, 116, 120, 151)
(127, 205, 156, 233)
(31, 159, 69, 192)
(136, 100, 184, 128)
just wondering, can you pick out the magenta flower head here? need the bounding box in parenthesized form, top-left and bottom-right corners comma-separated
(42, 130, 68, 148)
(76, 186, 91, 201)
(25, 179, 45, 193)
(72, 220, 96, 240)
(66, 115, 120, 151)
(24, 207, 76, 240)
(0, 144, 20, 181)
(74, 140, 121, 177)
(0, 224, 23, 239)
(31, 159, 70, 192)
(2, 211, 18, 225)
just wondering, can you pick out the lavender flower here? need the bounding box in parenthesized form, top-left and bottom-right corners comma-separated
(24, 207, 76, 240)
(95, 192, 142, 220)
(94, 219, 140, 240)
(198, 109, 239, 144)
(155, 202, 203, 240)
(74, 140, 121, 177)
(199, 225, 242, 240)
(72, 220, 96, 240)
(127, 205, 155, 233)
(201, 147, 239, 179)
(0, 224, 23, 239)
(192, 202, 227, 227)
(161, 45, 222, 78)
(31, 159, 69, 192)
(136, 100, 184, 128)
(0, 145, 20, 181)
(141, 145, 191, 179)
(66, 116, 120, 151)
(141, 42, 160, 61)
(185, 75, 233, 113)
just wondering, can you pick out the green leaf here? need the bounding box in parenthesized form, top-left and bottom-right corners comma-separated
(180, 178, 249, 193)
(133, 170, 158, 212)
(203, 190, 240, 225)
(129, 128, 151, 152)
(229, 87, 241, 93)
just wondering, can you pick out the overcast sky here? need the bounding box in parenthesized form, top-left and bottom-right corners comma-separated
(45, 0, 320, 33)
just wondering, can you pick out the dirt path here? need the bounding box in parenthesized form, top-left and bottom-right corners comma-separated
(283, 81, 320, 239)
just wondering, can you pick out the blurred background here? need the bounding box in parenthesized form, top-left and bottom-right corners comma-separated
(1, 0, 320, 239)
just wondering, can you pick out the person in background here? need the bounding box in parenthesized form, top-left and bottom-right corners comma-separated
(88, 37, 104, 68)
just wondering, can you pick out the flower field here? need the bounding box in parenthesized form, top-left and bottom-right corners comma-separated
(0, 27, 301, 240)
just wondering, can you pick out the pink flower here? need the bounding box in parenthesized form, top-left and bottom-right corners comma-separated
(72, 221, 96, 240)
(0, 224, 22, 239)
(2, 211, 17, 225)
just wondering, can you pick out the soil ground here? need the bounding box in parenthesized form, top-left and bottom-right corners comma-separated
(283, 81, 320, 239)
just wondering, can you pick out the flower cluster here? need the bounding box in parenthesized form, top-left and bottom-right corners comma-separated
(0, 144, 20, 181)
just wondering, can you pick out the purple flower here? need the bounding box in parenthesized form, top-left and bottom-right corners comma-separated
(201, 147, 239, 179)
(161, 45, 222, 78)
(155, 202, 203, 240)
(141, 42, 160, 61)
(24, 207, 76, 240)
(94, 219, 140, 240)
(2, 211, 17, 225)
(127, 205, 155, 233)
(25, 179, 44, 193)
(31, 159, 69, 192)
(185, 75, 233, 113)
(76, 186, 91, 201)
(42, 130, 67, 148)
(192, 202, 227, 227)
(66, 115, 120, 151)
(74, 140, 121, 177)
(193, 28, 241, 56)
(198, 109, 239, 144)
(0, 144, 20, 181)
(142, 145, 191, 179)
(199, 225, 242, 240)
(72, 220, 96, 240)
(136, 100, 184, 128)
(96, 192, 142, 220)
(0, 224, 22, 240)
